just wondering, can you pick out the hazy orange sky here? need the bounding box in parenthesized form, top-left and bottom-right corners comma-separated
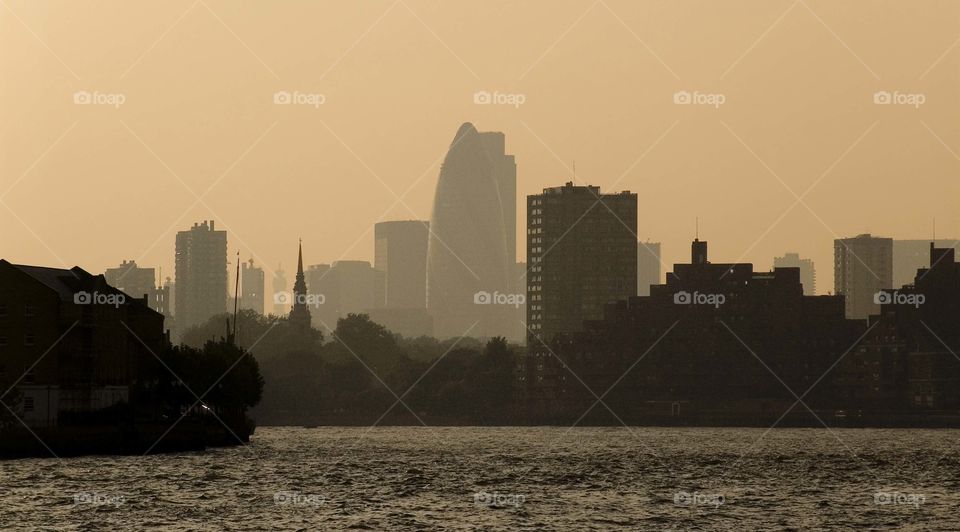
(2, 0, 958, 293)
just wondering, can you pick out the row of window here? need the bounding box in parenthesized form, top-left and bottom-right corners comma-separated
(0, 334, 36, 347)
(0, 304, 37, 317)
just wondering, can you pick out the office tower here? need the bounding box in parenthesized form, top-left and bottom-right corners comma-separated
(527, 182, 637, 344)
(478, 131, 517, 267)
(289, 242, 311, 329)
(306, 260, 384, 333)
(174, 220, 227, 333)
(637, 241, 662, 296)
(240, 259, 265, 314)
(834, 234, 893, 319)
(374, 220, 429, 308)
(427, 122, 517, 339)
(104, 260, 156, 303)
(892, 239, 960, 289)
(774, 252, 816, 295)
(272, 265, 287, 316)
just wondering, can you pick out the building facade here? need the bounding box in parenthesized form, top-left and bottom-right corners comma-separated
(174, 220, 227, 335)
(637, 241, 662, 296)
(305, 261, 384, 334)
(374, 220, 429, 309)
(774, 252, 816, 295)
(0, 260, 166, 428)
(527, 182, 637, 345)
(240, 259, 265, 315)
(521, 240, 859, 423)
(892, 239, 960, 290)
(834, 234, 892, 319)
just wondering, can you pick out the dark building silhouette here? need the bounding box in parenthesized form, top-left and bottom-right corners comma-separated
(527, 182, 637, 345)
(427, 123, 517, 340)
(774, 252, 816, 295)
(174, 221, 227, 335)
(374, 220, 429, 309)
(637, 241, 661, 296)
(240, 259, 265, 315)
(521, 239, 859, 423)
(289, 241, 312, 329)
(892, 239, 960, 289)
(0, 260, 165, 427)
(834, 234, 892, 319)
(836, 243, 960, 414)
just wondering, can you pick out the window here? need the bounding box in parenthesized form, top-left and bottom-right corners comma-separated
(0, 336, 6, 347)
(23, 397, 34, 412)
(24, 334, 35, 347)
(0, 304, 7, 317)
(24, 305, 36, 317)
(24, 372, 34, 384)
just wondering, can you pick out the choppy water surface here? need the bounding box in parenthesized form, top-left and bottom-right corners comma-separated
(2, 427, 959, 530)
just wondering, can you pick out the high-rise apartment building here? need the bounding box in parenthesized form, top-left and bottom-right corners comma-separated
(527, 182, 637, 344)
(240, 259, 265, 314)
(834, 234, 892, 319)
(174, 220, 227, 334)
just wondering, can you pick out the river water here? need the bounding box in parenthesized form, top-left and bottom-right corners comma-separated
(1, 427, 957, 530)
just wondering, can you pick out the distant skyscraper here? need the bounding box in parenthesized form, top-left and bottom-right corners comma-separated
(527, 182, 637, 344)
(834, 234, 892, 319)
(240, 259, 265, 314)
(162, 277, 175, 318)
(306, 260, 383, 333)
(427, 122, 517, 339)
(892, 239, 960, 289)
(374, 220, 429, 309)
(104, 260, 156, 303)
(637, 241, 662, 296)
(174, 220, 227, 333)
(289, 241, 311, 329)
(774, 252, 816, 295)
(272, 264, 287, 315)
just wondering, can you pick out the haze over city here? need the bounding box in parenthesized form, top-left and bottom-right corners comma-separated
(3, 0, 959, 293)
(3, 2, 960, 530)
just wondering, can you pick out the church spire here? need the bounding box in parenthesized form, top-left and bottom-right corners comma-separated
(289, 238, 311, 329)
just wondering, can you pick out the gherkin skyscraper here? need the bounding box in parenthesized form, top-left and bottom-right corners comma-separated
(427, 123, 517, 339)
